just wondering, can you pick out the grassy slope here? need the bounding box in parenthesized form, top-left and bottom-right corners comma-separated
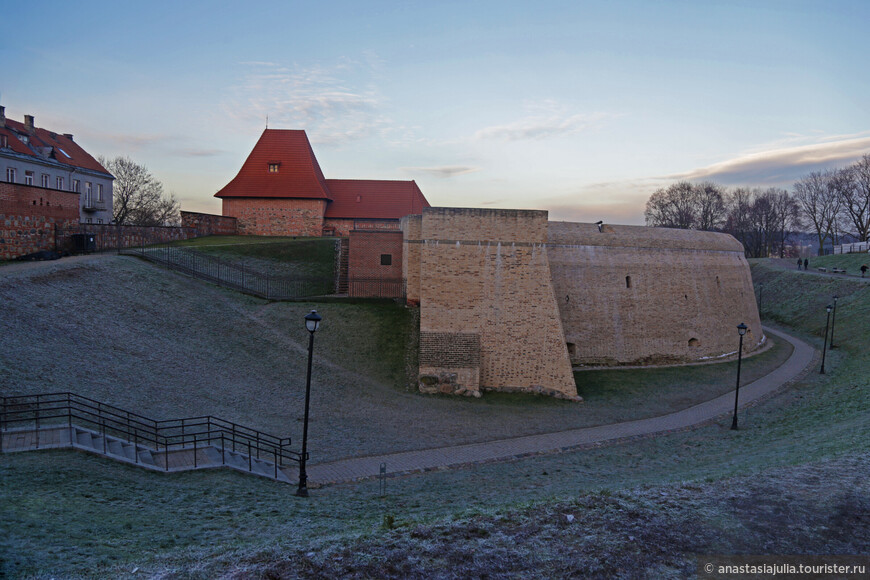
(2, 258, 870, 578)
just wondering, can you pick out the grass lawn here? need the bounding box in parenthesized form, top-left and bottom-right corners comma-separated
(2, 257, 869, 578)
(169, 235, 338, 279)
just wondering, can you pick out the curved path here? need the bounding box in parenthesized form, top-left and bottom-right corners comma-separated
(308, 326, 816, 487)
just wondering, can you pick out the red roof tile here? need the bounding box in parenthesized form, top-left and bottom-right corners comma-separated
(324, 179, 430, 220)
(214, 129, 331, 200)
(1, 119, 111, 176)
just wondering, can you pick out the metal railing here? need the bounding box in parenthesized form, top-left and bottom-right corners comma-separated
(122, 243, 406, 300)
(121, 244, 336, 300)
(0, 393, 300, 478)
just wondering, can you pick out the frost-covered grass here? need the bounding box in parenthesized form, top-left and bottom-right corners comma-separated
(3, 257, 869, 578)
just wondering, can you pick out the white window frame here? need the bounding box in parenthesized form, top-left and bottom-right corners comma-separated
(24, 171, 34, 186)
(97, 183, 103, 202)
(41, 173, 50, 188)
(72, 179, 80, 193)
(6, 167, 16, 183)
(56, 176, 64, 190)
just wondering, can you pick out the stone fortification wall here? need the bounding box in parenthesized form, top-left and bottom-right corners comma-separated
(221, 198, 326, 236)
(547, 221, 763, 365)
(347, 229, 404, 297)
(412, 208, 578, 399)
(180, 211, 238, 236)
(0, 182, 80, 259)
(401, 214, 422, 306)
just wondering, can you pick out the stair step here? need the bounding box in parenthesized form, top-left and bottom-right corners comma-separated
(202, 447, 222, 465)
(75, 430, 92, 447)
(120, 442, 137, 461)
(107, 439, 125, 457)
(138, 449, 156, 466)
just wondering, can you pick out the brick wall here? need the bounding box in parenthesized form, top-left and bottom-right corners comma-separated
(222, 197, 326, 236)
(57, 223, 197, 253)
(347, 229, 404, 297)
(402, 214, 423, 306)
(180, 211, 238, 236)
(0, 182, 80, 259)
(547, 221, 763, 365)
(412, 207, 578, 399)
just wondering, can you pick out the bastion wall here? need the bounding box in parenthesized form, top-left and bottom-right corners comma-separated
(403, 207, 763, 399)
(547, 221, 763, 366)
(408, 207, 578, 399)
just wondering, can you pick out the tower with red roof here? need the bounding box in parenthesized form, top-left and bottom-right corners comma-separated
(215, 129, 429, 237)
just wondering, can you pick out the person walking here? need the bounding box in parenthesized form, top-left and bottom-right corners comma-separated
(804, 258, 809, 270)
(861, 264, 868, 278)
(797, 258, 802, 270)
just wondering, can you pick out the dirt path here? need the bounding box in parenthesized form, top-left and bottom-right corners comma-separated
(307, 326, 815, 486)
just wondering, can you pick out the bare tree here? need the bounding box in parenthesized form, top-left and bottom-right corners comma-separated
(793, 170, 840, 255)
(723, 187, 799, 258)
(99, 156, 180, 226)
(645, 181, 725, 230)
(694, 181, 728, 231)
(834, 155, 870, 242)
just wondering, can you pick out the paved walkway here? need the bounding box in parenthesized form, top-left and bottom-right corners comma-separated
(308, 326, 816, 487)
(768, 258, 870, 282)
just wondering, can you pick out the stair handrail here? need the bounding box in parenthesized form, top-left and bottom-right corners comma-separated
(0, 392, 300, 466)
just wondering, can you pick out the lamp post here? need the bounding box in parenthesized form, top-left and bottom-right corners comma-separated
(829, 295, 839, 349)
(296, 309, 322, 498)
(731, 323, 748, 430)
(820, 304, 832, 375)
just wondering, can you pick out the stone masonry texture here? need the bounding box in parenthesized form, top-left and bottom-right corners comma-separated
(222, 197, 327, 236)
(0, 182, 79, 259)
(409, 207, 578, 398)
(402, 207, 763, 399)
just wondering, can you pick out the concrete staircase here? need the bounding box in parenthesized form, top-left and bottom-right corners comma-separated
(1, 424, 295, 484)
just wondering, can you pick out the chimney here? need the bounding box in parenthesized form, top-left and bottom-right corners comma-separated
(63, 133, 74, 142)
(24, 114, 35, 133)
(0, 106, 5, 128)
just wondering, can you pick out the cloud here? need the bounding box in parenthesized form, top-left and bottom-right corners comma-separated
(402, 165, 481, 178)
(174, 148, 224, 157)
(672, 133, 870, 185)
(223, 61, 388, 146)
(474, 101, 619, 142)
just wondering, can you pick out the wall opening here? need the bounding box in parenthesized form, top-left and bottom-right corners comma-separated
(566, 342, 577, 358)
(380, 253, 392, 266)
(625, 275, 632, 288)
(688, 338, 700, 347)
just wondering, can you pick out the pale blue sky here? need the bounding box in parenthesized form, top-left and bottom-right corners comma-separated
(3, 0, 868, 224)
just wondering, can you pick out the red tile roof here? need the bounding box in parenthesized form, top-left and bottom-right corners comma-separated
(324, 179, 430, 220)
(1, 118, 111, 176)
(214, 129, 331, 200)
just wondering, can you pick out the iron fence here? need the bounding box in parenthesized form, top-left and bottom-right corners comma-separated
(0, 392, 299, 475)
(121, 243, 406, 301)
(121, 244, 336, 300)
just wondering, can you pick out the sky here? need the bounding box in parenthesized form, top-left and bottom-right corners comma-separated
(2, 0, 869, 225)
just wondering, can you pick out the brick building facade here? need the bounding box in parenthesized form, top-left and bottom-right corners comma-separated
(0, 182, 80, 260)
(215, 129, 429, 237)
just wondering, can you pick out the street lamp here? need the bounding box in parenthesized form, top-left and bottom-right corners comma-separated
(829, 295, 839, 349)
(296, 309, 322, 497)
(820, 304, 832, 375)
(731, 323, 748, 430)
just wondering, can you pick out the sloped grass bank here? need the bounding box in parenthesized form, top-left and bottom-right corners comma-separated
(3, 258, 870, 578)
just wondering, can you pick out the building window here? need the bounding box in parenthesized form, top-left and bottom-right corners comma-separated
(625, 275, 632, 288)
(97, 183, 103, 202)
(86, 217, 92, 223)
(24, 171, 34, 185)
(380, 254, 392, 266)
(72, 179, 80, 192)
(98, 218, 103, 224)
(41, 174, 49, 187)
(85, 181, 92, 195)
(56, 176, 64, 190)
(268, 163, 279, 173)
(6, 167, 15, 183)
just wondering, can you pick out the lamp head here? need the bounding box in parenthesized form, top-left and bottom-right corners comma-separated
(737, 322, 748, 336)
(826, 304, 833, 314)
(305, 310, 322, 333)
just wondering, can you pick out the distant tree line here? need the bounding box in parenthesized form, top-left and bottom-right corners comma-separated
(644, 153, 870, 257)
